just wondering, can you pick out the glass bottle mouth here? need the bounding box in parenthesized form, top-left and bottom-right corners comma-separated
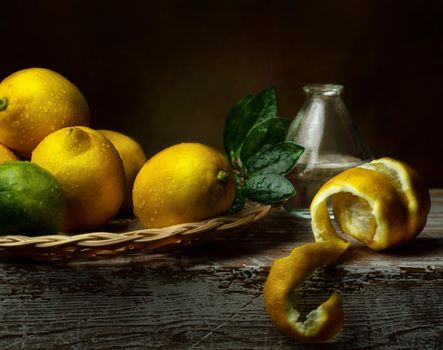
(303, 84, 343, 96)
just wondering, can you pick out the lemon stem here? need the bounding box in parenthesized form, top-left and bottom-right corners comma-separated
(0, 98, 7, 111)
(217, 170, 229, 184)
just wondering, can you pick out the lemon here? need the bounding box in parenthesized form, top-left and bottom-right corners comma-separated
(0, 161, 66, 236)
(99, 130, 146, 212)
(311, 157, 431, 250)
(31, 126, 126, 231)
(0, 67, 90, 157)
(133, 143, 236, 228)
(0, 143, 18, 163)
(263, 240, 349, 342)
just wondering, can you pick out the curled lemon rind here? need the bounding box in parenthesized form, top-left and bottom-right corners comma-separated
(310, 157, 430, 251)
(264, 240, 349, 342)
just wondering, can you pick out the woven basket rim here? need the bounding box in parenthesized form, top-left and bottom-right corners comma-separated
(0, 201, 272, 260)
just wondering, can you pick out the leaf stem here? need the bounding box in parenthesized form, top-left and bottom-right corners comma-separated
(0, 98, 8, 111)
(217, 170, 229, 184)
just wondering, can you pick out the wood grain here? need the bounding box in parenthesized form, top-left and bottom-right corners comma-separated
(0, 190, 442, 349)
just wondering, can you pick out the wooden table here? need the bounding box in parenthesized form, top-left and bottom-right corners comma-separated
(0, 190, 442, 350)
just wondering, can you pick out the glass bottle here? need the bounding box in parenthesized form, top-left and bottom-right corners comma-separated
(285, 84, 373, 218)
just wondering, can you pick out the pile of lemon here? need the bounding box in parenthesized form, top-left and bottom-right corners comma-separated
(0, 68, 235, 235)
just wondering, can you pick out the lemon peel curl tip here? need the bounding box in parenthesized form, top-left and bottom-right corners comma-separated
(263, 240, 349, 342)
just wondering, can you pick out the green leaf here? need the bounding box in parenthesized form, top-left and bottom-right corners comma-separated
(245, 141, 304, 176)
(224, 94, 254, 157)
(244, 173, 295, 204)
(252, 86, 278, 123)
(240, 117, 290, 162)
(223, 87, 277, 158)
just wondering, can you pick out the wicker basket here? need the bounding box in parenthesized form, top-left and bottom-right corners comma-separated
(0, 202, 272, 261)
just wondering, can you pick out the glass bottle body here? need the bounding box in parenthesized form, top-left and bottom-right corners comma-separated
(285, 84, 373, 218)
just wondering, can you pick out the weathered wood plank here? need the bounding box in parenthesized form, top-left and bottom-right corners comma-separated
(0, 190, 441, 349)
(0, 262, 441, 349)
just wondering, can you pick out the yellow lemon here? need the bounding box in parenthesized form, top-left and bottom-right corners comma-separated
(99, 130, 147, 212)
(0, 143, 18, 163)
(311, 157, 431, 250)
(133, 143, 236, 228)
(264, 240, 349, 342)
(0, 67, 90, 157)
(31, 126, 125, 231)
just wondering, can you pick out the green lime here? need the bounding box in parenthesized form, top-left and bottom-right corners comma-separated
(0, 161, 66, 236)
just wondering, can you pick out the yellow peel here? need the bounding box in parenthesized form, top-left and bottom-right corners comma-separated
(263, 240, 349, 342)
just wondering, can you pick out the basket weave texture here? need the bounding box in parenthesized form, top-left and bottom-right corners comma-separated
(0, 202, 271, 261)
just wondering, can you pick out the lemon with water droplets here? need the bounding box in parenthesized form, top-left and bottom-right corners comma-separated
(0, 143, 18, 163)
(133, 143, 236, 228)
(99, 130, 147, 212)
(0, 67, 90, 157)
(31, 126, 125, 231)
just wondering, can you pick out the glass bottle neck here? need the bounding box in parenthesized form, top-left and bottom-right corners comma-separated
(303, 84, 343, 97)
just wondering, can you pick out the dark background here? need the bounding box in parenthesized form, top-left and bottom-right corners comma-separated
(1, 0, 442, 186)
